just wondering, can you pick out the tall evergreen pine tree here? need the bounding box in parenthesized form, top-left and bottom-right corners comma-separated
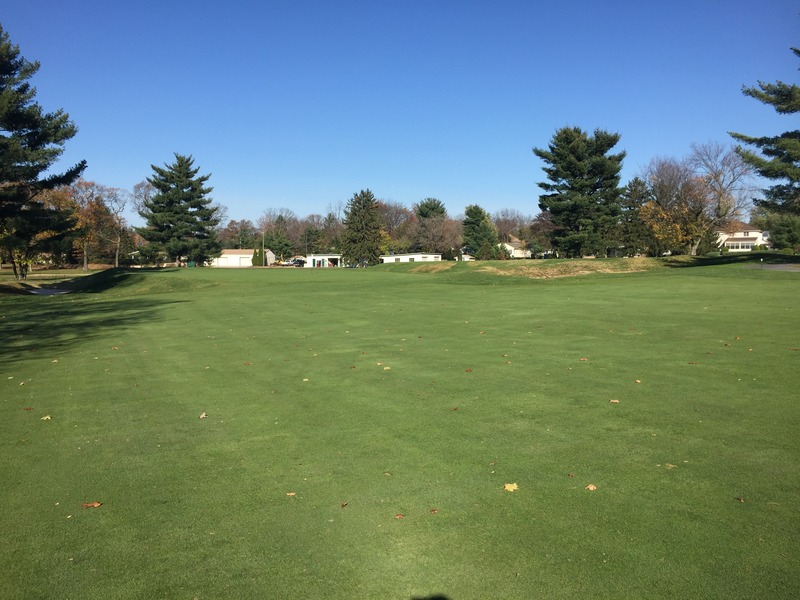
(533, 127, 625, 257)
(137, 154, 221, 265)
(0, 24, 86, 278)
(341, 189, 382, 267)
(730, 48, 800, 215)
(462, 204, 499, 259)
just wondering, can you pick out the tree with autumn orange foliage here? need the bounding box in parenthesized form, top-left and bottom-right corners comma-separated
(70, 180, 130, 269)
(639, 143, 753, 255)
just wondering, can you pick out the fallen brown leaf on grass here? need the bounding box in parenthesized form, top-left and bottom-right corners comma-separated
(450, 407, 459, 411)
(430, 508, 439, 514)
(23, 407, 33, 411)
(736, 496, 746, 503)
(609, 399, 620, 404)
(341, 502, 348, 509)
(580, 357, 589, 361)
(394, 513, 405, 519)
(787, 348, 800, 351)
(40, 415, 51, 420)
(286, 492, 297, 497)
(567, 473, 575, 478)
(585, 484, 597, 491)
(82, 501, 102, 508)
(634, 379, 641, 384)
(244, 361, 253, 366)
(665, 463, 677, 469)
(503, 483, 519, 492)
(199, 412, 207, 419)
(465, 368, 472, 372)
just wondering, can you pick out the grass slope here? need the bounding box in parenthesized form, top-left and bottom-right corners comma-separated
(1, 260, 798, 599)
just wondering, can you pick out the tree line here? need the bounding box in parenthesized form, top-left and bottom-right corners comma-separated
(2, 23, 798, 278)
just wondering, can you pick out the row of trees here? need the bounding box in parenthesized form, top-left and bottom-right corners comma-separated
(222, 48, 799, 264)
(216, 196, 505, 263)
(3, 19, 798, 277)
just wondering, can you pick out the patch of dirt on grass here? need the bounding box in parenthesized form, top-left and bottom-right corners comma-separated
(410, 262, 456, 273)
(477, 257, 661, 279)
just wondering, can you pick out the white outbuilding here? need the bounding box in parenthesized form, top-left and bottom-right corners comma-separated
(379, 253, 442, 263)
(304, 254, 343, 268)
(211, 248, 275, 267)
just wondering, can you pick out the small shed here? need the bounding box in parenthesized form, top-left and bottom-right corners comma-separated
(304, 254, 342, 268)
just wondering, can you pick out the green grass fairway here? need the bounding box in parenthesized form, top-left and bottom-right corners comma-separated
(1, 260, 799, 599)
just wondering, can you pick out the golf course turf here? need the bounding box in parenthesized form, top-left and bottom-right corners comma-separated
(1, 257, 798, 598)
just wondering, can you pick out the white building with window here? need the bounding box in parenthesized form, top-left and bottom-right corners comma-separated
(379, 253, 442, 263)
(716, 221, 770, 252)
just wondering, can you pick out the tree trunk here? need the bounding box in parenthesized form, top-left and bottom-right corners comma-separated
(83, 240, 89, 271)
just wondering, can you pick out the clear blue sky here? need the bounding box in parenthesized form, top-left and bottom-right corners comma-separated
(3, 1, 798, 225)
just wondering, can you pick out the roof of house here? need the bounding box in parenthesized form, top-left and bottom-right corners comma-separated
(717, 220, 759, 233)
(219, 248, 274, 256)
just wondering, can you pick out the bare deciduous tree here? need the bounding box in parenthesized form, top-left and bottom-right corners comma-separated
(493, 208, 531, 242)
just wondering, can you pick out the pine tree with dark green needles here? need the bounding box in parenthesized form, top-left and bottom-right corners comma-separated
(462, 204, 499, 259)
(533, 127, 625, 257)
(0, 24, 86, 278)
(137, 154, 221, 266)
(414, 198, 447, 219)
(730, 47, 800, 215)
(341, 189, 382, 267)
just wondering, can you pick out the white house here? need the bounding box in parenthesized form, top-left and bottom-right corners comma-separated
(716, 221, 770, 252)
(211, 248, 275, 267)
(499, 235, 531, 259)
(304, 254, 342, 268)
(379, 253, 442, 263)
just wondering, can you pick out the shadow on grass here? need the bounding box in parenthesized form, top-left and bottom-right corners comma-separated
(0, 267, 182, 295)
(0, 276, 185, 362)
(663, 252, 799, 269)
(56, 267, 180, 293)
